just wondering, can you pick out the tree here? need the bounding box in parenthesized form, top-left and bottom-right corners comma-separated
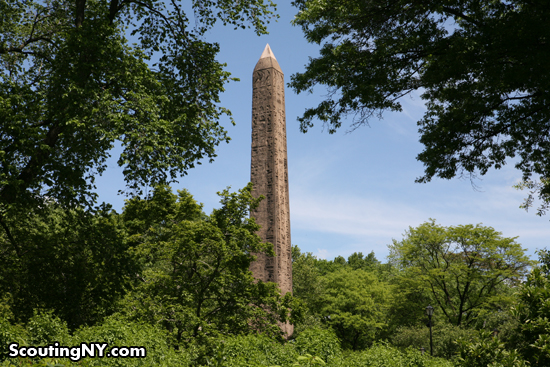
(456, 330, 528, 367)
(291, 247, 383, 319)
(347, 251, 380, 271)
(0, 202, 135, 328)
(119, 183, 296, 351)
(513, 249, 550, 366)
(292, 246, 325, 313)
(0, 0, 276, 241)
(389, 220, 533, 327)
(290, 0, 550, 193)
(316, 267, 392, 350)
(514, 179, 550, 216)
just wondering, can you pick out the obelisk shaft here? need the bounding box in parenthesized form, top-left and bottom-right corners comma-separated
(250, 45, 293, 333)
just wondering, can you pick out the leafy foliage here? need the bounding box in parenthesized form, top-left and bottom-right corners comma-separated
(456, 331, 527, 367)
(0, 0, 277, 249)
(512, 249, 550, 366)
(290, 0, 550, 194)
(316, 267, 392, 350)
(293, 327, 342, 363)
(391, 323, 476, 360)
(26, 311, 70, 346)
(119, 184, 296, 353)
(389, 220, 533, 326)
(1, 313, 191, 366)
(334, 343, 454, 367)
(514, 179, 550, 216)
(211, 334, 298, 367)
(0, 203, 134, 327)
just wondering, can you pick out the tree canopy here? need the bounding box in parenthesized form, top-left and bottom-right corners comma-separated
(0, 0, 276, 212)
(0, 202, 134, 327)
(513, 249, 550, 366)
(120, 183, 297, 349)
(389, 220, 534, 327)
(290, 0, 550, 192)
(317, 267, 392, 350)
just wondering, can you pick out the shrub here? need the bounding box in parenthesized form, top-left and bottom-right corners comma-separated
(334, 343, 455, 367)
(212, 334, 297, 367)
(456, 331, 528, 367)
(293, 327, 342, 363)
(391, 323, 476, 359)
(0, 318, 26, 360)
(72, 316, 189, 367)
(26, 311, 70, 346)
(2, 315, 190, 367)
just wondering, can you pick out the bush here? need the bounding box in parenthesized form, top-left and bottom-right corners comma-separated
(293, 327, 342, 363)
(391, 323, 476, 359)
(26, 311, 70, 346)
(334, 343, 455, 367)
(72, 316, 189, 367)
(1, 314, 190, 367)
(211, 334, 297, 367)
(0, 318, 26, 360)
(1, 311, 69, 362)
(456, 331, 528, 367)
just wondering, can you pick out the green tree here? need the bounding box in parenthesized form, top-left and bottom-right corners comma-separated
(389, 220, 533, 327)
(512, 249, 550, 366)
(456, 330, 528, 367)
(347, 251, 380, 271)
(317, 267, 392, 350)
(292, 246, 324, 310)
(120, 183, 296, 352)
(290, 0, 550, 193)
(0, 203, 134, 328)
(0, 0, 276, 243)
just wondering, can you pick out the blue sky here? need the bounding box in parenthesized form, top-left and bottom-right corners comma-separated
(94, 1, 550, 262)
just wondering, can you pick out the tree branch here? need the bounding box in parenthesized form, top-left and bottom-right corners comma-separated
(75, 0, 86, 27)
(0, 214, 22, 259)
(441, 6, 483, 27)
(0, 121, 61, 206)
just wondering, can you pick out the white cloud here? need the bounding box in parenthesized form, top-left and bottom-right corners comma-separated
(316, 248, 329, 260)
(290, 193, 424, 239)
(289, 175, 550, 261)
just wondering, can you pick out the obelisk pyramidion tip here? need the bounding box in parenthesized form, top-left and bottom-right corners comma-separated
(254, 44, 282, 73)
(259, 43, 277, 60)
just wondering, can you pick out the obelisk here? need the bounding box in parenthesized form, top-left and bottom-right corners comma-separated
(250, 44, 293, 335)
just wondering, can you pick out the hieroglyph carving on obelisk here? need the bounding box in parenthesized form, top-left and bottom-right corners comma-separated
(250, 44, 293, 334)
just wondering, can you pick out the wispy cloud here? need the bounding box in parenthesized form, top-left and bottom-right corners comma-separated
(316, 249, 329, 259)
(290, 173, 550, 261)
(291, 193, 424, 239)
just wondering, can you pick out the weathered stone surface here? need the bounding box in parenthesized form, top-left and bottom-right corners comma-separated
(250, 44, 293, 336)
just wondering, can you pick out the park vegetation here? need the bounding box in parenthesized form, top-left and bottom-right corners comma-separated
(3, 0, 550, 366)
(0, 185, 547, 366)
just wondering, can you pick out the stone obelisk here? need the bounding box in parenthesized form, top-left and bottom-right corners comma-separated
(250, 44, 293, 336)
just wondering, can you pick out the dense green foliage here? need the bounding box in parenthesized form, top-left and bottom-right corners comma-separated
(0, 184, 300, 365)
(0, 0, 277, 257)
(0, 212, 543, 366)
(119, 184, 297, 353)
(388, 220, 533, 327)
(455, 331, 527, 367)
(511, 249, 550, 366)
(0, 203, 134, 327)
(1, 312, 190, 366)
(0, 316, 454, 367)
(4, 0, 547, 366)
(288, 222, 541, 366)
(316, 267, 392, 350)
(290, 0, 550, 195)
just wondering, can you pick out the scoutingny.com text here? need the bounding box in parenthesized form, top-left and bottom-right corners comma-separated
(8, 342, 146, 361)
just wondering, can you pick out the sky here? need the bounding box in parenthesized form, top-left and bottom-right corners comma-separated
(94, 1, 550, 262)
